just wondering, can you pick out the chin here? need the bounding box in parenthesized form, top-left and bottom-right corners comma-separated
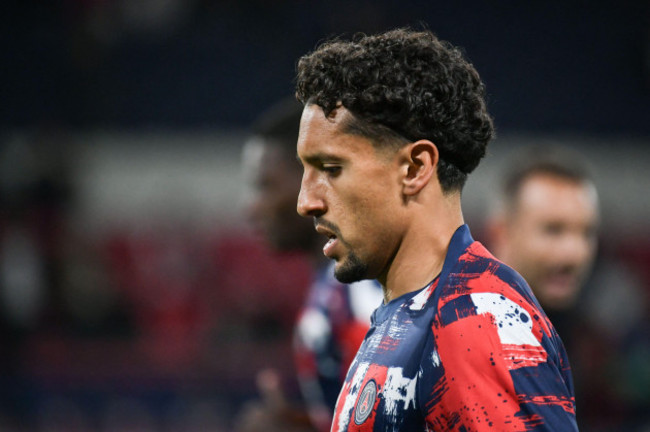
(333, 253, 369, 284)
(541, 293, 579, 312)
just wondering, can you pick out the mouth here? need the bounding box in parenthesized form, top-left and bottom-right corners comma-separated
(547, 269, 579, 288)
(541, 266, 582, 297)
(549, 264, 579, 282)
(315, 220, 340, 258)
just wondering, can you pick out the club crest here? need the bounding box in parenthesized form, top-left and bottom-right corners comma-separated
(354, 379, 377, 425)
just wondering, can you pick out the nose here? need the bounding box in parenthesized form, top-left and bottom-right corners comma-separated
(559, 230, 595, 269)
(297, 172, 326, 217)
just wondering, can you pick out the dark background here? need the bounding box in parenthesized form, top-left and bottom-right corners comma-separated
(2, 0, 649, 135)
(0, 1, 649, 431)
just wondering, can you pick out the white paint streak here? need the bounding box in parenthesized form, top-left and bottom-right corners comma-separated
(383, 367, 418, 419)
(335, 362, 370, 432)
(470, 293, 540, 346)
(409, 283, 435, 310)
(431, 349, 441, 367)
(386, 316, 410, 341)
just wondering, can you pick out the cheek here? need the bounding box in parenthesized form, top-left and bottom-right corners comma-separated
(332, 167, 402, 244)
(354, 194, 403, 253)
(337, 193, 383, 238)
(526, 231, 560, 262)
(529, 227, 555, 248)
(508, 225, 555, 271)
(569, 235, 598, 270)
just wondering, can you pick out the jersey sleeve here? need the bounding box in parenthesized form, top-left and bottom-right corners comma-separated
(418, 291, 578, 431)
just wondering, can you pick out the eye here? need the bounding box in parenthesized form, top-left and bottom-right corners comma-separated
(322, 164, 342, 176)
(542, 222, 564, 237)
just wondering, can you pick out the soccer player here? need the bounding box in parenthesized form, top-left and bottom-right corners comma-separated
(295, 28, 578, 431)
(238, 98, 383, 432)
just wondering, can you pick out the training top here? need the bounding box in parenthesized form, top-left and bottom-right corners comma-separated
(295, 262, 384, 432)
(331, 225, 578, 432)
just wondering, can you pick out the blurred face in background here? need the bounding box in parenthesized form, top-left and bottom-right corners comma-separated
(243, 137, 316, 252)
(493, 173, 599, 311)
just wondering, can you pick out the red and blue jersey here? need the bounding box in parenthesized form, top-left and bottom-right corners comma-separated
(331, 225, 577, 431)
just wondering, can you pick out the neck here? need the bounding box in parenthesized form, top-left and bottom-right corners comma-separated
(379, 193, 464, 302)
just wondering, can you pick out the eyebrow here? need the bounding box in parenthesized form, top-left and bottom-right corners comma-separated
(297, 152, 345, 166)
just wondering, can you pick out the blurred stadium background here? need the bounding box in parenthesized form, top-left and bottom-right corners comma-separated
(0, 1, 649, 431)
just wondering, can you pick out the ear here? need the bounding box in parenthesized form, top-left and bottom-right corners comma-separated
(401, 140, 439, 196)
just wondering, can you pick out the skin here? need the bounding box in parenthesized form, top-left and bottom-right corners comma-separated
(296, 104, 464, 302)
(490, 173, 599, 311)
(243, 137, 317, 253)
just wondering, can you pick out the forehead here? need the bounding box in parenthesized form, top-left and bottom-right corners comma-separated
(516, 173, 599, 220)
(297, 105, 377, 161)
(243, 137, 299, 178)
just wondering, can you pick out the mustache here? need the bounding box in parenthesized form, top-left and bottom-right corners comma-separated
(548, 264, 581, 276)
(314, 217, 342, 238)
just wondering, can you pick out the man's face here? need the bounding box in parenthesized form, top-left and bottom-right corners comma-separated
(501, 173, 599, 310)
(296, 105, 406, 283)
(243, 137, 315, 251)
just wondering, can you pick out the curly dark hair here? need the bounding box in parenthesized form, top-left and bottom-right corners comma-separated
(295, 28, 494, 192)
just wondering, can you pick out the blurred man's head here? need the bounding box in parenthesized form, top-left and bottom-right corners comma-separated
(488, 146, 599, 311)
(242, 98, 317, 252)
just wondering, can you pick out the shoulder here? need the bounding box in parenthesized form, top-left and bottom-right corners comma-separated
(448, 241, 538, 304)
(437, 241, 552, 336)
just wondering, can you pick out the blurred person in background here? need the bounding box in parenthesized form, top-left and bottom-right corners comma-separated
(486, 145, 600, 337)
(487, 145, 650, 430)
(235, 98, 383, 432)
(486, 145, 607, 429)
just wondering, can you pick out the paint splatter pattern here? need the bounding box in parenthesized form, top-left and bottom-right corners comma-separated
(330, 225, 577, 431)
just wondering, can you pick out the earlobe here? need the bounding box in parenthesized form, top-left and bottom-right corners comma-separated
(402, 140, 438, 196)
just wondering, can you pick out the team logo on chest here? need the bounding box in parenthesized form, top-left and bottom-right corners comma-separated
(354, 380, 378, 425)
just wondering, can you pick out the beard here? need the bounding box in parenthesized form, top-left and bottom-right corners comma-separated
(314, 216, 371, 283)
(334, 250, 369, 283)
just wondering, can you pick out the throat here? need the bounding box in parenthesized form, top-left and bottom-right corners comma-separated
(383, 250, 445, 302)
(382, 286, 392, 305)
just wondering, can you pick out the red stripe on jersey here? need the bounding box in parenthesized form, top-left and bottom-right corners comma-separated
(428, 313, 529, 431)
